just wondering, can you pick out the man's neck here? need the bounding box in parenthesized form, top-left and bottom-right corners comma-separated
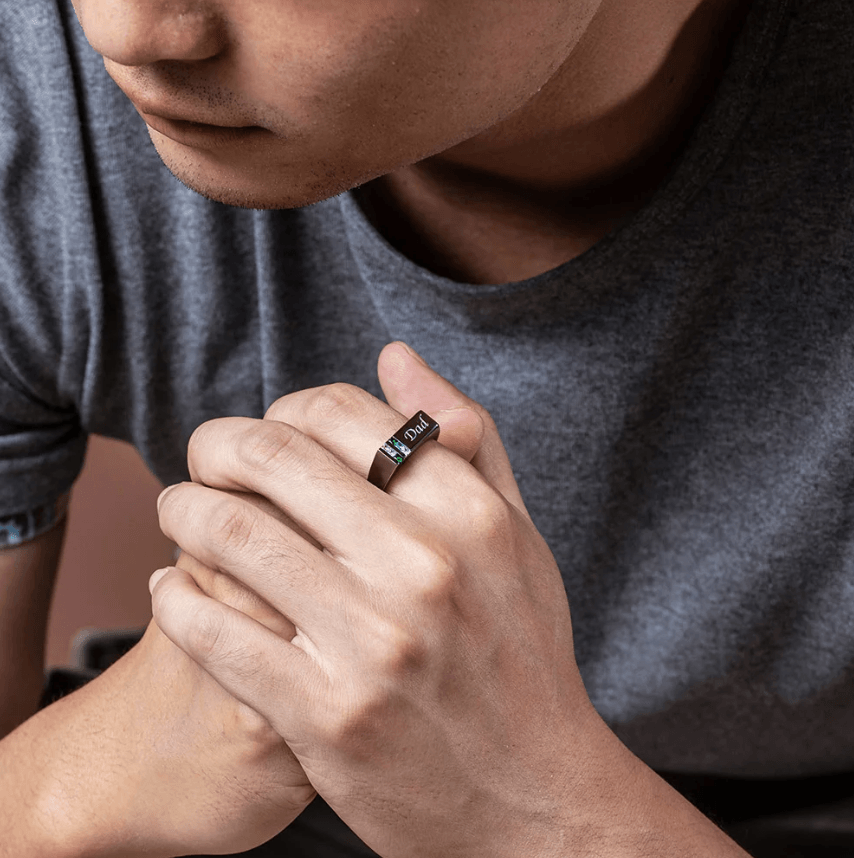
(354, 0, 753, 285)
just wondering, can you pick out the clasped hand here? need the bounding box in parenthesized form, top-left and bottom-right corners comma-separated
(150, 342, 602, 858)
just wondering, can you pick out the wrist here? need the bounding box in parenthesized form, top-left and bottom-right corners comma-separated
(489, 709, 751, 858)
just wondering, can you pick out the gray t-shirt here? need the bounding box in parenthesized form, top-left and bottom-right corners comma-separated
(1, 0, 853, 853)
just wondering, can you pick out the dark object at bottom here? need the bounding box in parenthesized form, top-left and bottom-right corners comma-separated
(39, 665, 101, 709)
(660, 769, 854, 857)
(39, 626, 146, 710)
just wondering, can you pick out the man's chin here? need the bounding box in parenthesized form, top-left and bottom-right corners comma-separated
(150, 138, 361, 210)
(167, 171, 320, 210)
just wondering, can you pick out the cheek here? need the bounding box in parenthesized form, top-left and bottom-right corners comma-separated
(230, 2, 566, 155)
(232, 10, 436, 127)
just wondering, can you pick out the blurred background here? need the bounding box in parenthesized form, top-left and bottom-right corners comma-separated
(45, 435, 176, 667)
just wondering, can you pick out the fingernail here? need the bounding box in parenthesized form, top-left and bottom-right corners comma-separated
(157, 484, 179, 514)
(149, 568, 169, 594)
(399, 342, 429, 367)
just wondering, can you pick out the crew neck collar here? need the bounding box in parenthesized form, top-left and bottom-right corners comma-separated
(335, 0, 791, 325)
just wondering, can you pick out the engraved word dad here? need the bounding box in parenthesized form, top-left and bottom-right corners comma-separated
(403, 413, 431, 444)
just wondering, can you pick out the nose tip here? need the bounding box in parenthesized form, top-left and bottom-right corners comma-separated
(79, 3, 226, 66)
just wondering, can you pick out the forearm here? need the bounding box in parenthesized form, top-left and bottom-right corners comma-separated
(0, 661, 169, 858)
(0, 707, 58, 856)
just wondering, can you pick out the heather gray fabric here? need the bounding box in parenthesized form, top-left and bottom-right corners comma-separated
(1, 0, 853, 853)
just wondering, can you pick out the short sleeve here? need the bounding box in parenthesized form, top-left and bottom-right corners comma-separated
(0, 491, 70, 547)
(0, 357, 86, 527)
(0, 1, 92, 523)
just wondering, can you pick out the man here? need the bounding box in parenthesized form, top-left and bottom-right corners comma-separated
(0, 0, 851, 854)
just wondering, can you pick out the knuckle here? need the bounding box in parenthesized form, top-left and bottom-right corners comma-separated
(263, 395, 287, 422)
(323, 693, 386, 755)
(186, 420, 213, 463)
(321, 711, 356, 752)
(234, 421, 298, 475)
(466, 489, 514, 542)
(188, 603, 260, 679)
(405, 536, 460, 607)
(230, 702, 281, 751)
(186, 418, 233, 477)
(309, 383, 367, 427)
(417, 559, 458, 610)
(186, 602, 229, 661)
(371, 616, 427, 677)
(209, 497, 255, 555)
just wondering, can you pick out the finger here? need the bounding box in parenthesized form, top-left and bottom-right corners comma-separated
(171, 547, 298, 642)
(377, 342, 530, 519)
(261, 384, 484, 500)
(185, 387, 491, 530)
(157, 481, 376, 650)
(230, 488, 324, 551)
(169, 487, 327, 643)
(425, 405, 484, 464)
(149, 565, 322, 743)
(194, 486, 325, 552)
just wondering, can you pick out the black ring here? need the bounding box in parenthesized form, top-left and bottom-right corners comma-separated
(367, 411, 441, 491)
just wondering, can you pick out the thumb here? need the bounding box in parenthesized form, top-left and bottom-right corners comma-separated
(377, 341, 530, 517)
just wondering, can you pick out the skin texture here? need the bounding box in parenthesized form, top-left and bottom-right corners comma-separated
(23, 388, 485, 858)
(150, 344, 751, 857)
(55, 549, 317, 857)
(69, 0, 750, 282)
(153, 348, 596, 857)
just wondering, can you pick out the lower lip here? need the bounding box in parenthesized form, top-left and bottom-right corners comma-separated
(142, 113, 269, 150)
